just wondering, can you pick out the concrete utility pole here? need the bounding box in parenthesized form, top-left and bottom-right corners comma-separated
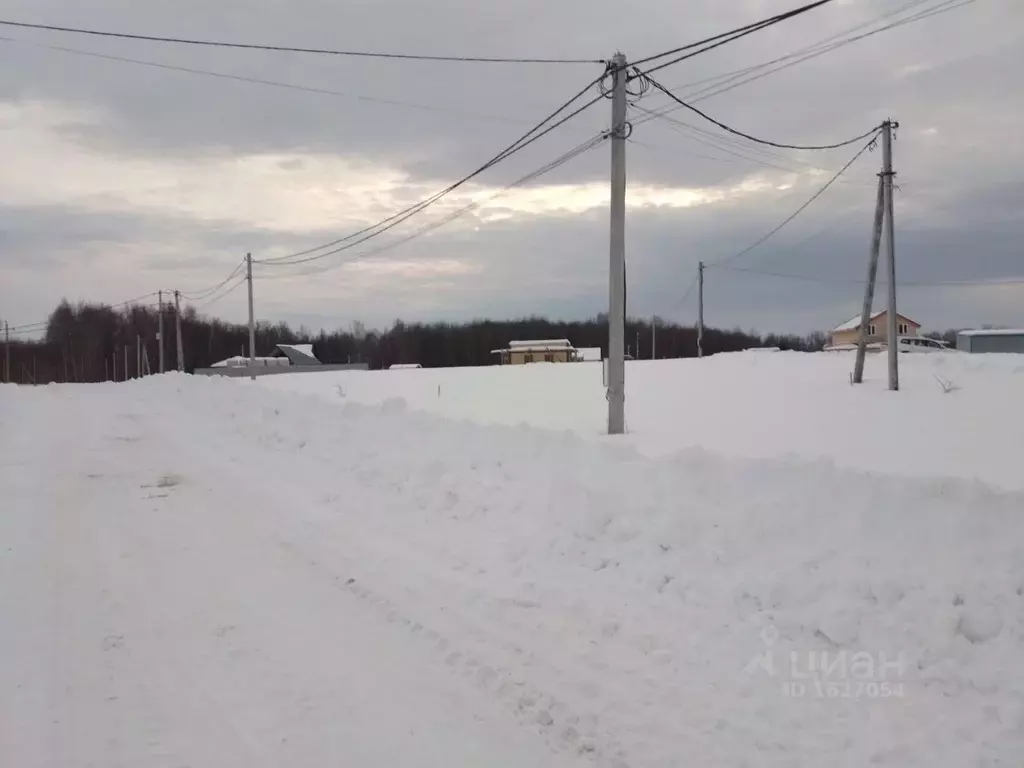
(881, 119, 899, 391)
(157, 290, 165, 374)
(4, 321, 9, 384)
(853, 175, 886, 384)
(606, 52, 627, 435)
(246, 252, 256, 381)
(174, 290, 184, 372)
(697, 261, 705, 358)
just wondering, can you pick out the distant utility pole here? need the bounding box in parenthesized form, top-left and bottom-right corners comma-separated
(246, 252, 256, 381)
(882, 119, 899, 391)
(853, 175, 886, 384)
(606, 52, 627, 435)
(112, 351, 117, 382)
(136, 335, 141, 377)
(697, 261, 705, 358)
(4, 320, 9, 384)
(157, 290, 165, 374)
(123, 345, 128, 381)
(174, 290, 184, 372)
(651, 318, 656, 360)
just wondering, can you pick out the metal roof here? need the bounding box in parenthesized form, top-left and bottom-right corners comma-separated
(958, 329, 1024, 337)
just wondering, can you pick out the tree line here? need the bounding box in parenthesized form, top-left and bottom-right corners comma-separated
(2, 298, 830, 384)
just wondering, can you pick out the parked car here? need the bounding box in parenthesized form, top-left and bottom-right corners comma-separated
(896, 337, 952, 353)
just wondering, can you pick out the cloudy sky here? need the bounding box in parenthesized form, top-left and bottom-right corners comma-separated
(1, 0, 1021, 336)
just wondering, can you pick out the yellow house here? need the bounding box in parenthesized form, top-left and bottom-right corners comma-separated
(491, 339, 579, 365)
(830, 310, 921, 347)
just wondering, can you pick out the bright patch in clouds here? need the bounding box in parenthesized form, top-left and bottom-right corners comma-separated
(1, 99, 807, 239)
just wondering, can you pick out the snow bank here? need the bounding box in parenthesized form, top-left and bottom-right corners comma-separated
(25, 372, 1016, 767)
(259, 351, 1024, 490)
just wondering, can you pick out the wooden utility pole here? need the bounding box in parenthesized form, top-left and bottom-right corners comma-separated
(174, 290, 185, 372)
(853, 175, 886, 384)
(697, 261, 705, 358)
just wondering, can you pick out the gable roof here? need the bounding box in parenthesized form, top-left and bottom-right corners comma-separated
(273, 343, 320, 365)
(832, 311, 919, 333)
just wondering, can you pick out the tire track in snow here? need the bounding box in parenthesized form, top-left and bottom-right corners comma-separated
(150, 391, 634, 768)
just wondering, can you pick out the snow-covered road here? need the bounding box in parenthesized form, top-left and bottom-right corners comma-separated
(0, 387, 581, 768)
(3, 372, 1024, 767)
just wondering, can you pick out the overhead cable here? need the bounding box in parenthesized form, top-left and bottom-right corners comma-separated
(257, 73, 607, 266)
(710, 263, 1024, 288)
(257, 133, 609, 279)
(0, 19, 603, 64)
(680, 0, 977, 105)
(193, 277, 247, 310)
(637, 0, 977, 128)
(0, 36, 521, 124)
(176, 260, 247, 301)
(644, 74, 881, 151)
(712, 132, 881, 266)
(631, 0, 839, 77)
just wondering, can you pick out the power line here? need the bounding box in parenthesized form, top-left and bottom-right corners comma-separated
(629, 104, 874, 183)
(644, 73, 881, 151)
(257, 133, 609, 279)
(0, 19, 603, 64)
(710, 263, 1024, 288)
(176, 260, 247, 301)
(257, 73, 608, 267)
(639, 0, 977, 127)
(683, 0, 978, 106)
(4, 291, 161, 335)
(632, 0, 839, 76)
(192, 276, 247, 310)
(0, 36, 521, 125)
(712, 132, 880, 266)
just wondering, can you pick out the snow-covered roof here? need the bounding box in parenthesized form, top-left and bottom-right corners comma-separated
(958, 328, 1024, 337)
(274, 344, 320, 365)
(210, 356, 288, 368)
(508, 339, 574, 350)
(389, 364, 422, 369)
(831, 311, 920, 333)
(831, 310, 886, 333)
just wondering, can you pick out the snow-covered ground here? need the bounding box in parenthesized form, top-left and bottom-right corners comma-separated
(261, 350, 1024, 490)
(3, 351, 1024, 767)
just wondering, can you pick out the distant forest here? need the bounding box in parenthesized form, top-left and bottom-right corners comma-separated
(5, 298, 838, 384)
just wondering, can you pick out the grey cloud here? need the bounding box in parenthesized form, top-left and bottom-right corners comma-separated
(1, 0, 1022, 335)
